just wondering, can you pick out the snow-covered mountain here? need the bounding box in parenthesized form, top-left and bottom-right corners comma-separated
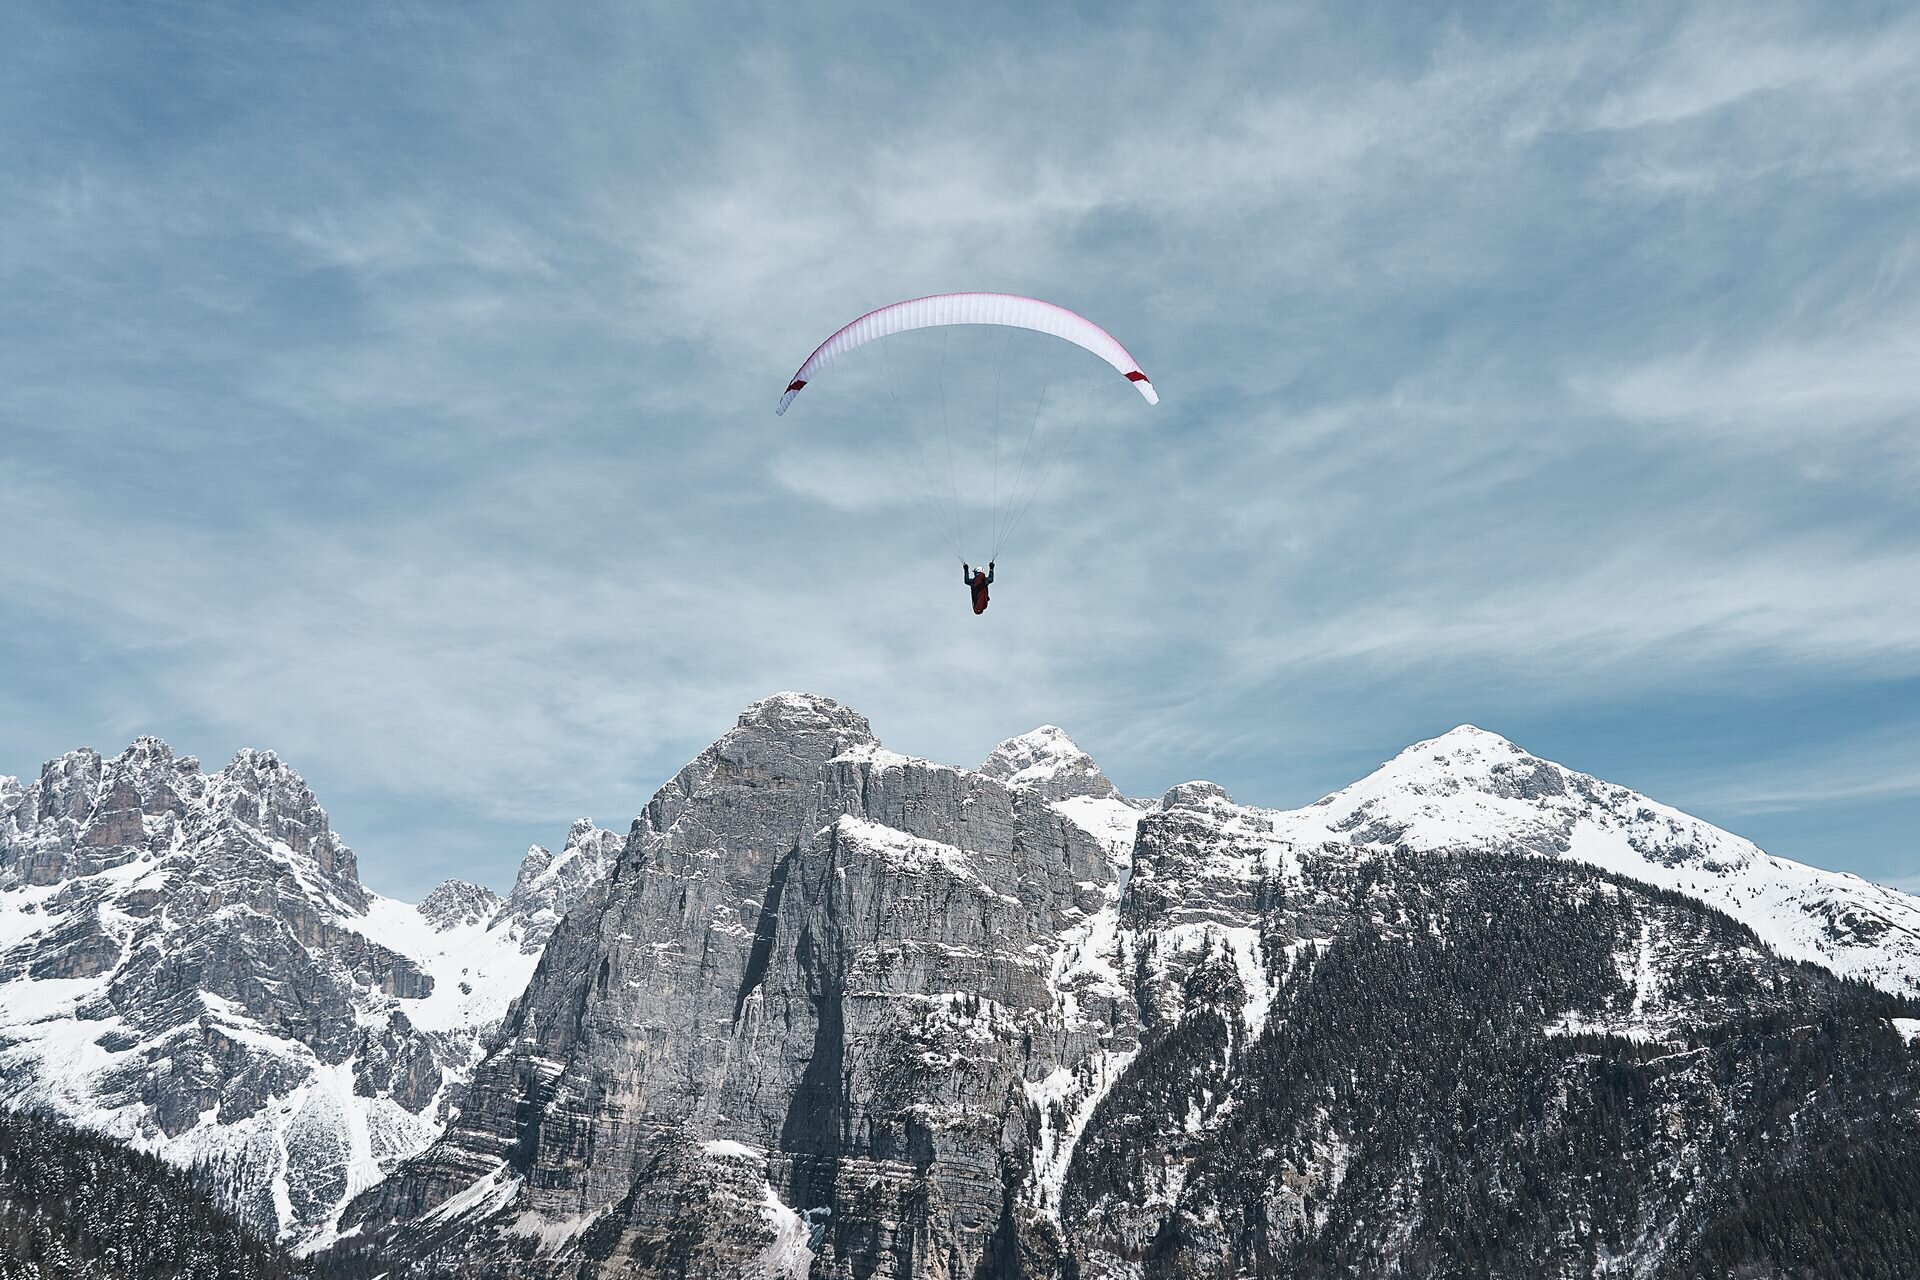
(0, 738, 616, 1246)
(1257, 724, 1920, 998)
(7, 703, 1919, 1276)
(1001, 719, 1920, 1004)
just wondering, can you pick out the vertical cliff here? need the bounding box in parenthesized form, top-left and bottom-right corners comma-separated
(340, 692, 1137, 1276)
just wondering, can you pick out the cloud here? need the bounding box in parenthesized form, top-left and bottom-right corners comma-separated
(1214, 534, 1920, 700)
(1687, 733, 1920, 815)
(1583, 321, 1920, 439)
(5, 1, 1920, 896)
(1588, 11, 1920, 132)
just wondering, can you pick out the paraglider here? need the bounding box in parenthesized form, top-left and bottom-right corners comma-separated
(775, 292, 1157, 613)
(963, 561, 995, 614)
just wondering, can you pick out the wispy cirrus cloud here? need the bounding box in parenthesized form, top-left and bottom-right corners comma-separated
(1588, 10, 1920, 132)
(1582, 323, 1920, 440)
(4, 1, 1920, 898)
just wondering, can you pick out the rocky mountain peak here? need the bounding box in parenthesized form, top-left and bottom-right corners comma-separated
(493, 819, 624, 953)
(979, 724, 1120, 802)
(510, 842, 553, 889)
(0, 728, 636, 1249)
(3, 740, 209, 888)
(642, 693, 879, 829)
(0, 730, 637, 1247)
(733, 690, 872, 741)
(119, 735, 189, 772)
(1161, 779, 1233, 810)
(0, 735, 483, 1243)
(420, 879, 504, 931)
(27, 747, 108, 830)
(198, 747, 363, 904)
(336, 691, 1126, 1275)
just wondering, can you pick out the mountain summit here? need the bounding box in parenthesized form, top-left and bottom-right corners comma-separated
(1265, 725, 1920, 996)
(979, 724, 1121, 802)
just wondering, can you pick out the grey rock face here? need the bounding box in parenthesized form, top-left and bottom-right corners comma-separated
(1158, 779, 1229, 810)
(574, 1139, 820, 1278)
(421, 880, 504, 932)
(492, 818, 624, 953)
(339, 693, 1133, 1276)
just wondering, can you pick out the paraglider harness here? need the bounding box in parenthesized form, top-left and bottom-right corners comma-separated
(963, 561, 995, 615)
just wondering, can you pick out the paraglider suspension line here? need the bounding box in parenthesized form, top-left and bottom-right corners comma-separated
(993, 340, 1063, 562)
(867, 337, 963, 558)
(990, 327, 1011, 556)
(996, 365, 1100, 559)
(937, 327, 963, 558)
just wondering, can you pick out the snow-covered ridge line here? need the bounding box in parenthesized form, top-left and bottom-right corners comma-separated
(1252, 724, 1920, 998)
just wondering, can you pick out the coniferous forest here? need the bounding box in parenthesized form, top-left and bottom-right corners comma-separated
(1059, 850, 1920, 1279)
(0, 1109, 310, 1280)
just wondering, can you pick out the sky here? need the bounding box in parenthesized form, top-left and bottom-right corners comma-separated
(4, 1, 1918, 902)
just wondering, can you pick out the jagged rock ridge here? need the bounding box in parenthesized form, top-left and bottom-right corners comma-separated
(0, 739, 617, 1247)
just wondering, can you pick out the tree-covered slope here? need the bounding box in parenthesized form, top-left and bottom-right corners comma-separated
(0, 1107, 311, 1280)
(1062, 848, 1920, 1279)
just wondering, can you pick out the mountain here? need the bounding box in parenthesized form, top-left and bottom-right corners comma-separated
(6, 703, 1917, 1276)
(493, 818, 626, 954)
(1266, 725, 1920, 998)
(1059, 778, 1920, 1276)
(322, 694, 1920, 1278)
(0, 738, 615, 1247)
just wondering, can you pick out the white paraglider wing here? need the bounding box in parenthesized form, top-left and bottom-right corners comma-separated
(776, 292, 1156, 415)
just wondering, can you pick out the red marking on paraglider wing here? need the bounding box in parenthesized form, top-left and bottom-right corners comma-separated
(787, 379, 807, 393)
(1125, 370, 1149, 383)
